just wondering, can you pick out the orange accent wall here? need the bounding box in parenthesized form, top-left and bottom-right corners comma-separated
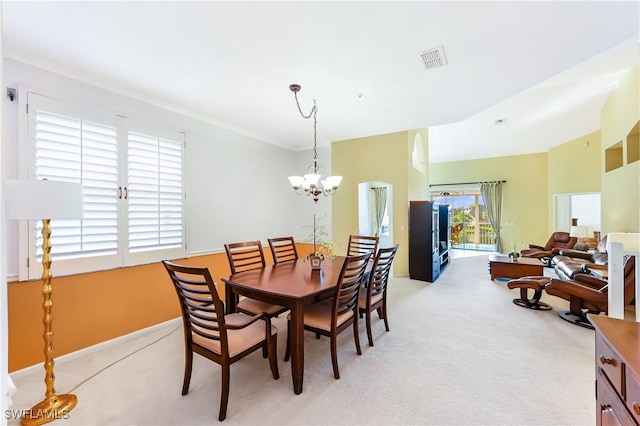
(8, 243, 314, 372)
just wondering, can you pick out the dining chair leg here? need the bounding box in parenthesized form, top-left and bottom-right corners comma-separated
(382, 301, 390, 332)
(353, 318, 362, 355)
(219, 363, 231, 421)
(284, 320, 291, 362)
(330, 334, 340, 379)
(182, 347, 193, 395)
(365, 311, 374, 347)
(268, 334, 280, 379)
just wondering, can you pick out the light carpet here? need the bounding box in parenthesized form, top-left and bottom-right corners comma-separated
(9, 254, 599, 425)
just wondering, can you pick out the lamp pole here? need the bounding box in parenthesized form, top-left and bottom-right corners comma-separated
(22, 219, 77, 426)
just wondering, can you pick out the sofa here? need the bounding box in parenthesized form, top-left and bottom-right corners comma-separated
(553, 235, 608, 280)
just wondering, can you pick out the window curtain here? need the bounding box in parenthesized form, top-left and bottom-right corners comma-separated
(480, 181, 503, 252)
(371, 187, 388, 237)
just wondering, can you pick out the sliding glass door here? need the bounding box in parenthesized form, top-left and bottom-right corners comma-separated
(431, 190, 496, 251)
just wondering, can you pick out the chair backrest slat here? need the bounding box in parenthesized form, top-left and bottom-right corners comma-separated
(225, 241, 266, 274)
(347, 235, 379, 257)
(268, 236, 299, 264)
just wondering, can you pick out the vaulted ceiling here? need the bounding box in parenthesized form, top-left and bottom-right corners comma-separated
(2, 1, 638, 163)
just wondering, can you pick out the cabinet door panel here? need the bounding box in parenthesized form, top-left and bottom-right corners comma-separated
(626, 368, 640, 424)
(598, 375, 636, 426)
(596, 334, 624, 395)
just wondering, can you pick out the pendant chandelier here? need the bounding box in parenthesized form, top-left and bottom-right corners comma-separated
(287, 84, 342, 203)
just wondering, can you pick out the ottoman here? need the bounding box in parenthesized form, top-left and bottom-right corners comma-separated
(506, 276, 552, 310)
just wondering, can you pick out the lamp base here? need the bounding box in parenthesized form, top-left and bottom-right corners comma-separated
(22, 393, 77, 426)
(573, 242, 590, 252)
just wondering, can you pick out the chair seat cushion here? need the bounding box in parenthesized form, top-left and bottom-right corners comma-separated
(192, 313, 276, 357)
(300, 301, 354, 332)
(358, 292, 383, 309)
(237, 297, 286, 316)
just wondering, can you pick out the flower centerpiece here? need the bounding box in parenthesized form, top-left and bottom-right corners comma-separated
(508, 240, 522, 261)
(304, 214, 337, 269)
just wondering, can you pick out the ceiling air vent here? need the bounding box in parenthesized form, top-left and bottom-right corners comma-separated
(419, 46, 447, 70)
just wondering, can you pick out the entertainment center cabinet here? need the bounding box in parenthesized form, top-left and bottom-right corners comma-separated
(408, 201, 451, 282)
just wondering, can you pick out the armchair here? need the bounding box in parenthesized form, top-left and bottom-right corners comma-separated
(520, 231, 577, 266)
(545, 255, 635, 329)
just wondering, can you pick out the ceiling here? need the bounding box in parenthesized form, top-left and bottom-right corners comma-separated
(2, 1, 639, 163)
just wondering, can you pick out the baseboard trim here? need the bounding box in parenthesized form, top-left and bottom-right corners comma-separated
(10, 317, 181, 380)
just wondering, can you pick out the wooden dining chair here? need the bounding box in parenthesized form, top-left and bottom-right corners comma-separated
(224, 240, 288, 317)
(267, 236, 299, 264)
(162, 260, 279, 422)
(359, 245, 399, 346)
(284, 252, 371, 379)
(347, 235, 379, 256)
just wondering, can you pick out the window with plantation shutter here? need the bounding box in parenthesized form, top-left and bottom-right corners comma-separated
(22, 92, 185, 280)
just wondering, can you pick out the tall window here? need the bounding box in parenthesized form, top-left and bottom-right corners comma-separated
(23, 92, 184, 279)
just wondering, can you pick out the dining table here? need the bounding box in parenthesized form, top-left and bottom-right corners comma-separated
(221, 255, 346, 395)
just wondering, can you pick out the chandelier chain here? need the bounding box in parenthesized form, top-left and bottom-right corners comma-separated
(293, 91, 319, 169)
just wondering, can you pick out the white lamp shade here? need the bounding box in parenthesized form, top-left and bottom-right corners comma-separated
(288, 176, 304, 188)
(569, 225, 593, 238)
(325, 175, 343, 188)
(5, 179, 83, 220)
(303, 173, 321, 186)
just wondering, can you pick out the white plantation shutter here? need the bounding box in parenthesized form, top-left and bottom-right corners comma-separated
(127, 131, 183, 253)
(35, 111, 119, 260)
(34, 110, 83, 259)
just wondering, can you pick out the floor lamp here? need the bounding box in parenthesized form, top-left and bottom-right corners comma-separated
(5, 179, 83, 425)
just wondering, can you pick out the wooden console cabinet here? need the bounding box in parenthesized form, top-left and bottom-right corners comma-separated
(589, 315, 640, 426)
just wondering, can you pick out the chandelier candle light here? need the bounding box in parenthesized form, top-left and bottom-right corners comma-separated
(287, 84, 342, 203)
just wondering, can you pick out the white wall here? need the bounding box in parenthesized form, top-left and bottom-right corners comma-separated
(2, 59, 329, 276)
(0, 10, 12, 420)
